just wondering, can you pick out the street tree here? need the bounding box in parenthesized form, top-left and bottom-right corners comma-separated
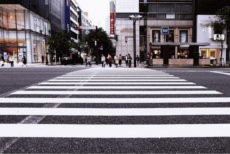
(215, 6, 230, 62)
(48, 30, 77, 63)
(85, 27, 115, 63)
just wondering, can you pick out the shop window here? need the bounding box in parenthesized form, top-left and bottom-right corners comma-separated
(180, 30, 188, 43)
(201, 49, 207, 58)
(152, 30, 160, 42)
(177, 49, 189, 59)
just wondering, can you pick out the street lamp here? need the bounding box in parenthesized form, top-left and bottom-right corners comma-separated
(129, 14, 142, 67)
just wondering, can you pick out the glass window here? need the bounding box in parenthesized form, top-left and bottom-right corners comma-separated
(166, 30, 174, 42)
(180, 30, 188, 43)
(152, 30, 160, 42)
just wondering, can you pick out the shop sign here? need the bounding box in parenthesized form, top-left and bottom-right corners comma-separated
(161, 26, 169, 35)
(213, 34, 225, 41)
(18, 52, 23, 60)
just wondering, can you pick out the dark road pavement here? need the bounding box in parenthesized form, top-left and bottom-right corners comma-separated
(0, 67, 230, 153)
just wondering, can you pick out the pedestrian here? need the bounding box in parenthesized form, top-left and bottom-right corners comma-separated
(101, 54, 106, 67)
(114, 55, 119, 67)
(107, 54, 113, 67)
(41, 55, 44, 63)
(22, 56, 27, 67)
(136, 55, 140, 66)
(127, 54, 132, 68)
(119, 54, 122, 66)
(86, 54, 91, 67)
(9, 55, 14, 67)
(125, 54, 128, 67)
(0, 54, 4, 67)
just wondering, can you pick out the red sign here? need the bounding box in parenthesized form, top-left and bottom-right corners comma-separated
(110, 12, 115, 35)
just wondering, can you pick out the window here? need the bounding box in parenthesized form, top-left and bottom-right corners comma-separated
(166, 30, 174, 42)
(180, 30, 188, 43)
(152, 30, 160, 42)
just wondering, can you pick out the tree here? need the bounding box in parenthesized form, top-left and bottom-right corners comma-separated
(85, 27, 115, 63)
(48, 30, 76, 63)
(215, 6, 230, 62)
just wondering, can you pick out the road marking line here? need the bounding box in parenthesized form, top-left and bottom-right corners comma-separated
(0, 97, 229, 104)
(58, 76, 177, 79)
(49, 79, 187, 82)
(27, 86, 206, 90)
(11, 90, 222, 95)
(1, 107, 230, 116)
(211, 71, 230, 76)
(38, 82, 196, 85)
(0, 124, 230, 138)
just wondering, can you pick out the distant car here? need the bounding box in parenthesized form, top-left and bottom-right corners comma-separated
(61, 56, 72, 65)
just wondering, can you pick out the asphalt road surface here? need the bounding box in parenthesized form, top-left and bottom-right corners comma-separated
(0, 66, 230, 153)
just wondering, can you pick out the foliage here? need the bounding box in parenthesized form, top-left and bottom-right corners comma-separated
(216, 6, 230, 28)
(211, 20, 225, 34)
(85, 27, 115, 57)
(48, 30, 76, 57)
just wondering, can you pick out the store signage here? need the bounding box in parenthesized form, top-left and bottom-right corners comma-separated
(18, 52, 23, 60)
(110, 12, 115, 35)
(3, 52, 7, 60)
(161, 26, 169, 35)
(213, 34, 225, 41)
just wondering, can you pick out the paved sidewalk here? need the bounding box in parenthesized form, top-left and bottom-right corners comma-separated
(0, 62, 86, 68)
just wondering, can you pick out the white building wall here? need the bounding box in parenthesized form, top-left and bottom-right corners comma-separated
(116, 0, 139, 13)
(116, 19, 141, 58)
(197, 15, 227, 62)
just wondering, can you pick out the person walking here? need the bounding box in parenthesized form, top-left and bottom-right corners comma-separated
(22, 56, 27, 67)
(86, 54, 91, 67)
(9, 55, 14, 67)
(118, 54, 122, 67)
(127, 54, 132, 68)
(107, 54, 113, 67)
(0, 54, 4, 67)
(136, 55, 140, 66)
(101, 54, 106, 67)
(125, 54, 128, 67)
(114, 55, 119, 67)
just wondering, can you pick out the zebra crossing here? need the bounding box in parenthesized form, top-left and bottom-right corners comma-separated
(0, 68, 230, 141)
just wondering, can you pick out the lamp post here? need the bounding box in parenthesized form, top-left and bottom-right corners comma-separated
(144, 0, 148, 62)
(129, 14, 142, 67)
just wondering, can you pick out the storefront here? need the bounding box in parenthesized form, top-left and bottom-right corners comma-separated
(0, 5, 50, 64)
(149, 42, 211, 66)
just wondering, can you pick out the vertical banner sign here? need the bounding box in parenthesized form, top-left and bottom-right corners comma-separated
(65, 0, 70, 32)
(110, 12, 115, 35)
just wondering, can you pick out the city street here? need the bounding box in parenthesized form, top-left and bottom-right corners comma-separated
(0, 66, 230, 153)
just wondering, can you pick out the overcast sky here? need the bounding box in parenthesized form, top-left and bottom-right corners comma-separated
(76, 0, 110, 31)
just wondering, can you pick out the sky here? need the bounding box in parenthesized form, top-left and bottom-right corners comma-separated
(76, 0, 110, 31)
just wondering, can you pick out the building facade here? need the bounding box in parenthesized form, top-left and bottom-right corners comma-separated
(65, 0, 81, 43)
(115, 0, 194, 65)
(115, 0, 230, 66)
(194, 0, 229, 64)
(0, 0, 65, 64)
(115, 0, 140, 59)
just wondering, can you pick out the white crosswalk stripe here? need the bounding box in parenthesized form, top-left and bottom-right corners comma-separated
(0, 67, 229, 139)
